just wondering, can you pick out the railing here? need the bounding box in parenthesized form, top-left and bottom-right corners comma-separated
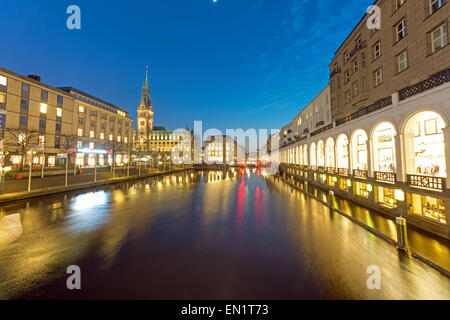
(375, 171, 396, 184)
(311, 123, 334, 137)
(407, 174, 446, 191)
(315, 121, 325, 127)
(311, 165, 317, 171)
(350, 40, 366, 57)
(303, 129, 310, 134)
(336, 96, 392, 127)
(330, 68, 341, 78)
(338, 168, 349, 176)
(353, 169, 368, 179)
(399, 68, 450, 101)
(318, 166, 325, 173)
(326, 167, 335, 174)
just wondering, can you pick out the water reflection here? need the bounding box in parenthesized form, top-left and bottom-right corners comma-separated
(0, 214, 23, 245)
(0, 169, 448, 300)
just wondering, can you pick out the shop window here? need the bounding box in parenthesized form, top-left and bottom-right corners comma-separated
(351, 129, 368, 170)
(327, 176, 337, 188)
(404, 111, 446, 177)
(373, 122, 396, 172)
(339, 178, 350, 192)
(11, 155, 21, 166)
(354, 182, 370, 198)
(48, 156, 56, 167)
(375, 187, 397, 208)
(336, 134, 349, 169)
(408, 193, 446, 224)
(317, 141, 325, 167)
(310, 143, 317, 167)
(319, 174, 326, 184)
(325, 138, 335, 169)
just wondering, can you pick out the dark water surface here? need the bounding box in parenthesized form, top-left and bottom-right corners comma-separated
(0, 169, 448, 300)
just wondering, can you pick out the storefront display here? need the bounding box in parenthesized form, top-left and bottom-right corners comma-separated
(373, 123, 396, 172)
(375, 187, 397, 208)
(326, 138, 335, 168)
(352, 130, 368, 170)
(408, 193, 446, 224)
(337, 135, 349, 169)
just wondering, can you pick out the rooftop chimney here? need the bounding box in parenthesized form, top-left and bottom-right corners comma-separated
(27, 75, 41, 82)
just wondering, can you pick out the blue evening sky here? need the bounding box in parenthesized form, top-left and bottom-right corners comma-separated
(1, 0, 372, 132)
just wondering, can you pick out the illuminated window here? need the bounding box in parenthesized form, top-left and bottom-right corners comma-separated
(90, 131, 95, 138)
(351, 129, 368, 170)
(0, 92, 5, 103)
(376, 187, 397, 208)
(354, 182, 370, 199)
(77, 141, 83, 148)
(109, 134, 113, 141)
(336, 134, 349, 169)
(40, 103, 47, 113)
(124, 137, 128, 143)
(117, 136, 121, 142)
(89, 142, 95, 149)
(408, 193, 446, 224)
(403, 111, 446, 177)
(39, 135, 45, 146)
(79, 105, 84, 113)
(339, 178, 350, 192)
(100, 133, 105, 140)
(0, 75, 7, 86)
(78, 128, 83, 137)
(56, 107, 63, 117)
(373, 122, 396, 172)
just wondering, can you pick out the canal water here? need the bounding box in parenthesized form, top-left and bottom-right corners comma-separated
(0, 169, 448, 299)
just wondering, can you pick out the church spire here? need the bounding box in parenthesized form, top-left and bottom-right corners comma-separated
(140, 66, 152, 110)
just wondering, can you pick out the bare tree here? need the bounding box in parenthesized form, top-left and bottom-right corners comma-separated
(59, 135, 78, 186)
(123, 142, 137, 177)
(106, 140, 126, 178)
(4, 129, 39, 170)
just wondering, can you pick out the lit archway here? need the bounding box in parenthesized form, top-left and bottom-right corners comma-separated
(310, 143, 317, 167)
(325, 138, 335, 169)
(317, 140, 325, 167)
(336, 134, 349, 169)
(403, 111, 446, 177)
(299, 145, 303, 165)
(351, 129, 368, 170)
(303, 145, 308, 166)
(372, 122, 396, 173)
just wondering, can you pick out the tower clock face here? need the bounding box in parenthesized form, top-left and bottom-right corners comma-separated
(140, 121, 145, 126)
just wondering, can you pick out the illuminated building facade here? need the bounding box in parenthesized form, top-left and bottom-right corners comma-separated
(279, 1, 450, 239)
(205, 135, 243, 165)
(58, 87, 133, 167)
(0, 67, 74, 167)
(0, 66, 133, 168)
(149, 127, 182, 154)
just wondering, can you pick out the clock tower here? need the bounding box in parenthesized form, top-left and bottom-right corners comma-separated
(137, 66, 154, 151)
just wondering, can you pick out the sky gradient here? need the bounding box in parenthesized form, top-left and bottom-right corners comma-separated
(1, 0, 372, 132)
